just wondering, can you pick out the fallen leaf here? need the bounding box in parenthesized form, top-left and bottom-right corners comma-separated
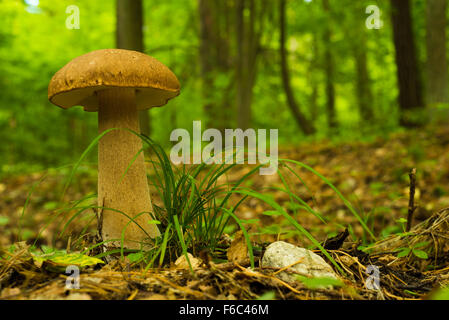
(227, 230, 248, 263)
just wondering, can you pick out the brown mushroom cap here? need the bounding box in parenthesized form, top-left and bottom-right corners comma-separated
(48, 49, 180, 111)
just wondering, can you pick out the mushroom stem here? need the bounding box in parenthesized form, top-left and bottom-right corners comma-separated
(97, 88, 160, 249)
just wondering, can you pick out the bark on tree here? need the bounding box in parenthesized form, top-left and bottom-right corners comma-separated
(309, 34, 320, 124)
(322, 0, 337, 129)
(343, 2, 375, 124)
(116, 0, 151, 136)
(390, 0, 424, 127)
(279, 0, 315, 135)
(354, 35, 374, 123)
(426, 0, 449, 106)
(198, 0, 232, 133)
(235, 0, 264, 130)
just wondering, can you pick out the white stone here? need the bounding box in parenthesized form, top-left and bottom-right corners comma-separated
(262, 241, 338, 285)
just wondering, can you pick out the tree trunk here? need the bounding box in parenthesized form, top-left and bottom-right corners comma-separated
(279, 0, 315, 135)
(354, 36, 374, 123)
(426, 0, 449, 106)
(309, 34, 320, 124)
(236, 0, 248, 130)
(235, 0, 263, 130)
(116, 0, 151, 136)
(390, 0, 424, 127)
(198, 0, 234, 133)
(199, 0, 216, 129)
(322, 0, 337, 129)
(199, 0, 226, 132)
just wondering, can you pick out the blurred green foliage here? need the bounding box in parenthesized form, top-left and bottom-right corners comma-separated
(0, 0, 434, 175)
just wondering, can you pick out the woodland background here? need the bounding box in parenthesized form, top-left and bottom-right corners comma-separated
(0, 0, 447, 176)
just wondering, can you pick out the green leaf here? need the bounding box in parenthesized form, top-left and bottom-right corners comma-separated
(296, 276, 344, 289)
(20, 229, 34, 241)
(0, 216, 9, 226)
(127, 252, 143, 263)
(43, 201, 59, 210)
(412, 241, 429, 249)
(412, 249, 428, 260)
(396, 218, 408, 224)
(261, 211, 282, 216)
(430, 288, 449, 300)
(257, 291, 276, 300)
(8, 244, 17, 253)
(397, 248, 411, 258)
(241, 218, 259, 225)
(47, 253, 104, 267)
(40, 245, 59, 254)
(259, 225, 282, 235)
(31, 251, 104, 269)
(223, 225, 237, 234)
(403, 289, 419, 296)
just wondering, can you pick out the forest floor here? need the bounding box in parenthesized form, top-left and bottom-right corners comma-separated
(1, 125, 449, 300)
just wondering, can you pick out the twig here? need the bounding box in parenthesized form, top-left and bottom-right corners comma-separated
(406, 168, 417, 232)
(127, 289, 139, 300)
(272, 258, 304, 276)
(151, 274, 206, 299)
(234, 263, 302, 295)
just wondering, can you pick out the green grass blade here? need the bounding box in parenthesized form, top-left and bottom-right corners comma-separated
(231, 188, 345, 275)
(280, 159, 376, 241)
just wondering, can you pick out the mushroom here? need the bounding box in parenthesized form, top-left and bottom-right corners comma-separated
(48, 49, 180, 249)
